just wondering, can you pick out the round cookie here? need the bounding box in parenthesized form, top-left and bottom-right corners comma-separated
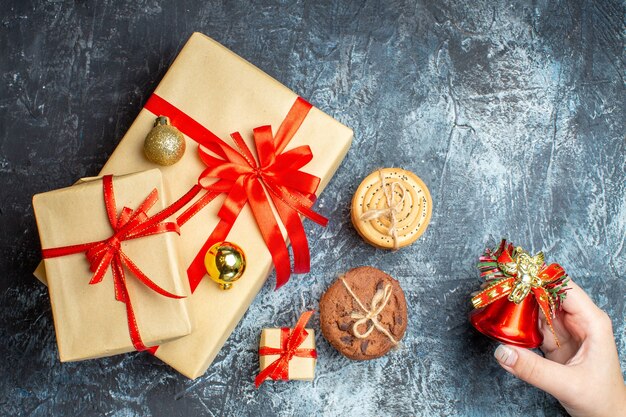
(320, 266, 408, 360)
(351, 168, 432, 250)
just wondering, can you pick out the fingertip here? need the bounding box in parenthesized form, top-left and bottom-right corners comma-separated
(494, 344, 518, 367)
(561, 279, 601, 315)
(497, 345, 573, 400)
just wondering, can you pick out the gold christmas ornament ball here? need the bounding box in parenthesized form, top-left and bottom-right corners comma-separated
(143, 116, 186, 166)
(204, 241, 246, 290)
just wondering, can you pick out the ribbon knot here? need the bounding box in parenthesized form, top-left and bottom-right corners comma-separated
(278, 334, 302, 365)
(42, 175, 189, 352)
(106, 236, 121, 250)
(340, 277, 399, 345)
(359, 170, 406, 250)
(252, 167, 263, 179)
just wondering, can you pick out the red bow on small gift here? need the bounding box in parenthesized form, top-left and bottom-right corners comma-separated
(144, 95, 327, 291)
(255, 310, 317, 387)
(42, 175, 187, 352)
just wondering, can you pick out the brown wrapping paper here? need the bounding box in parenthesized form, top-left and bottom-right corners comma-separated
(35, 32, 353, 378)
(32, 169, 192, 361)
(259, 328, 316, 381)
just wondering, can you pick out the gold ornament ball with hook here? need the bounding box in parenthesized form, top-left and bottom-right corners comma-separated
(204, 242, 246, 290)
(143, 116, 186, 166)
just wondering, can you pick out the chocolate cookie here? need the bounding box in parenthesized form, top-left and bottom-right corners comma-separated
(320, 266, 408, 360)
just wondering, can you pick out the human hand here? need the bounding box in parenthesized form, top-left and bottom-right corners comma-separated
(493, 280, 626, 417)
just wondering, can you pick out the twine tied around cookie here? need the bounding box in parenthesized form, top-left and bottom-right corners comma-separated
(359, 170, 406, 250)
(340, 277, 398, 345)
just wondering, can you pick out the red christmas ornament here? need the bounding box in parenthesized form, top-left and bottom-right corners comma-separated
(469, 293, 543, 348)
(469, 240, 569, 349)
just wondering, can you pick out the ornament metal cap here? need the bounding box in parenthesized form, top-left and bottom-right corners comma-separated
(153, 116, 171, 126)
(143, 116, 186, 166)
(204, 241, 246, 290)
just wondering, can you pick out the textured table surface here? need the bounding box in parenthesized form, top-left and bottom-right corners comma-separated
(1, 1, 624, 416)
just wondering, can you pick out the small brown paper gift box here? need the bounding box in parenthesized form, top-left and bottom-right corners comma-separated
(32, 169, 192, 361)
(259, 328, 316, 382)
(35, 32, 352, 378)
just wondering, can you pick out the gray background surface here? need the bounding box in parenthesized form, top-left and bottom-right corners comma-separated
(1, 1, 624, 416)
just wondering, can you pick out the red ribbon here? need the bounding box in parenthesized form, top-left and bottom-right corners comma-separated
(144, 95, 327, 290)
(41, 175, 188, 352)
(255, 310, 317, 387)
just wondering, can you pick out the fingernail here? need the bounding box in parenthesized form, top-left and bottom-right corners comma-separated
(494, 345, 517, 367)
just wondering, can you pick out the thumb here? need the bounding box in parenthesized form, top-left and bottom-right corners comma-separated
(494, 344, 574, 400)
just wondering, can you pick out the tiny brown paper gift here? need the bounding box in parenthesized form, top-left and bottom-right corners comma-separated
(32, 169, 192, 361)
(259, 328, 316, 382)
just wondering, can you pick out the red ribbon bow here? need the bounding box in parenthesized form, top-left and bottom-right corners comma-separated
(144, 95, 327, 290)
(41, 175, 187, 352)
(255, 310, 317, 387)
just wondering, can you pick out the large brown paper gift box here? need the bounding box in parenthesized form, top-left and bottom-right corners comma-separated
(32, 169, 193, 361)
(35, 32, 353, 378)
